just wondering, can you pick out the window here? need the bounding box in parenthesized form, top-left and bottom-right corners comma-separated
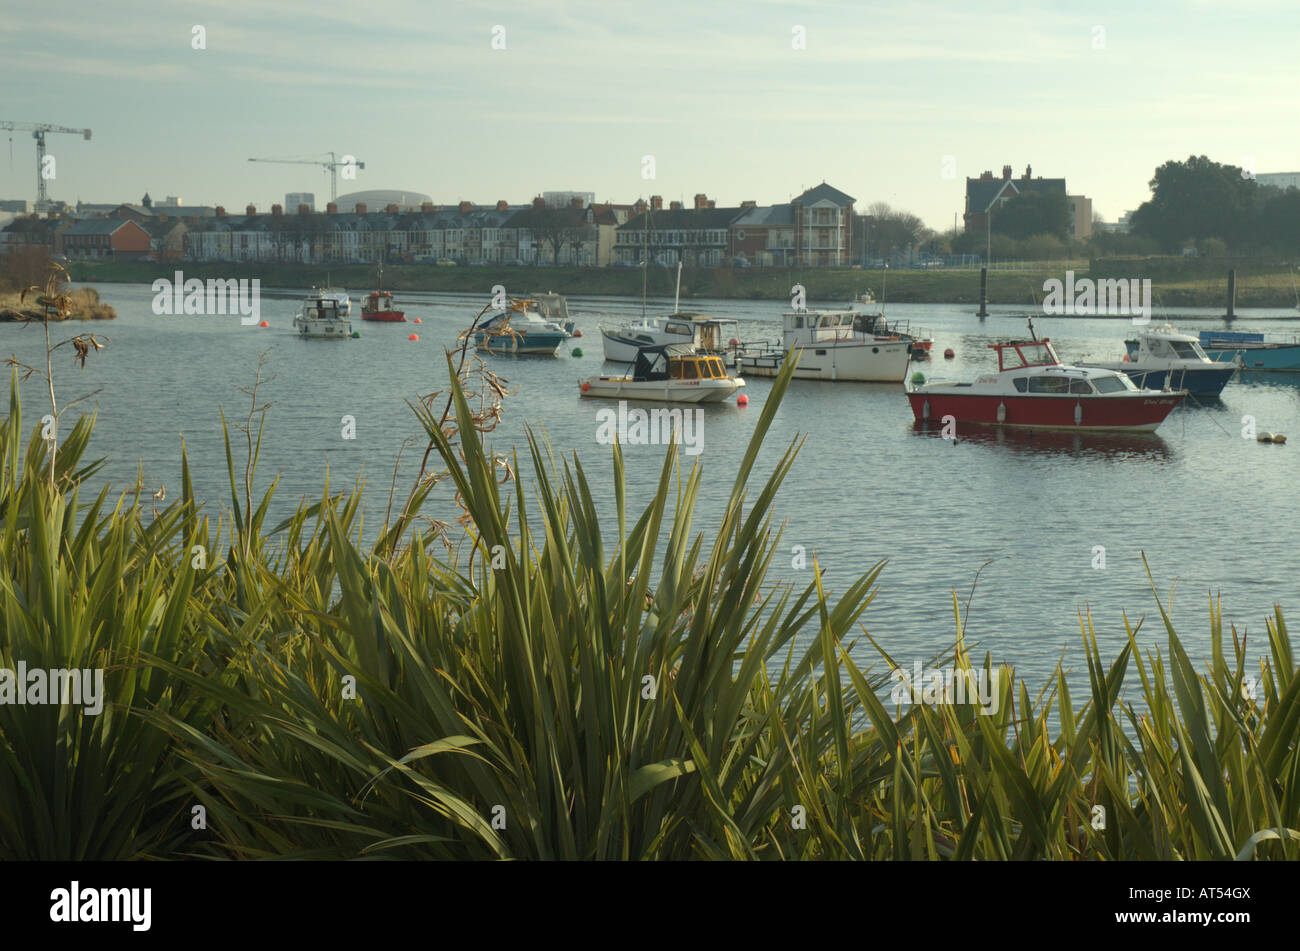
(1092, 375, 1131, 394)
(1027, 376, 1069, 393)
(1013, 378, 1028, 393)
(1170, 341, 1202, 359)
(1069, 378, 1094, 394)
(669, 360, 682, 379)
(683, 361, 699, 379)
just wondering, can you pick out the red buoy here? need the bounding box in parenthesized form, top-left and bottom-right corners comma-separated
(943, 348, 955, 359)
(737, 394, 749, 406)
(729, 338, 740, 347)
(580, 381, 591, 392)
(573, 328, 583, 337)
(259, 320, 269, 328)
(408, 333, 419, 341)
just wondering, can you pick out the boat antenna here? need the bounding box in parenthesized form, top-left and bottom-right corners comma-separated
(641, 206, 648, 320)
(674, 260, 682, 315)
(1027, 316, 1037, 340)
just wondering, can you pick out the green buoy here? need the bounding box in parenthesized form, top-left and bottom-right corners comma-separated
(351, 331, 361, 339)
(911, 371, 926, 386)
(571, 347, 583, 357)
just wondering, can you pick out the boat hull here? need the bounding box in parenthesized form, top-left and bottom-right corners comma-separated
(293, 317, 352, 338)
(1205, 346, 1300, 371)
(474, 331, 565, 355)
(361, 311, 406, 322)
(739, 341, 910, 382)
(580, 378, 743, 403)
(907, 391, 1184, 432)
(1085, 362, 1235, 396)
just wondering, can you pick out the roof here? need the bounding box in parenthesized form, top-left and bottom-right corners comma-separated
(732, 204, 795, 226)
(618, 207, 744, 231)
(62, 218, 144, 236)
(966, 176, 1067, 214)
(795, 182, 856, 206)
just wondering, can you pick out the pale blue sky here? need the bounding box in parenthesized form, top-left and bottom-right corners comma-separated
(2, 0, 1295, 230)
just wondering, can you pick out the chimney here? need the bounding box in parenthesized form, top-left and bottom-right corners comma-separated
(570, 196, 583, 209)
(458, 200, 473, 214)
(296, 204, 309, 215)
(533, 196, 546, 209)
(650, 195, 663, 211)
(740, 200, 757, 209)
(421, 202, 435, 212)
(246, 204, 256, 216)
(707, 200, 715, 208)
(1002, 165, 1012, 181)
(386, 203, 399, 213)
(355, 202, 367, 214)
(327, 202, 338, 214)
(670, 200, 682, 210)
(634, 199, 647, 214)
(693, 193, 707, 210)
(1024, 164, 1033, 180)
(271, 204, 283, 216)
(496, 199, 508, 212)
(215, 206, 226, 217)
(981, 170, 993, 180)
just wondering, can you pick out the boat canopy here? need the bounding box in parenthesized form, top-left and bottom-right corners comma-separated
(990, 339, 1061, 371)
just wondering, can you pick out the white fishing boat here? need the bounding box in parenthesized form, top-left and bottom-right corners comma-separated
(736, 310, 911, 382)
(293, 288, 353, 339)
(579, 344, 745, 403)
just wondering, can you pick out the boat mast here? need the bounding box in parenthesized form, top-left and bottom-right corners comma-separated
(674, 261, 682, 315)
(641, 206, 649, 320)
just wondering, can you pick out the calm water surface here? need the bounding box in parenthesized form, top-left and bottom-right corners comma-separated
(10, 283, 1300, 697)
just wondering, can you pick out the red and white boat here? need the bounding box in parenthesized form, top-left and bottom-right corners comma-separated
(360, 264, 406, 322)
(906, 331, 1185, 432)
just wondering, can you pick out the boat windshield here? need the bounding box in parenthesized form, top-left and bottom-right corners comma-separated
(1170, 340, 1205, 359)
(1093, 374, 1135, 393)
(993, 340, 1060, 371)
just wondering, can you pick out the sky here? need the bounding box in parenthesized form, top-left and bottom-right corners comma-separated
(2, 0, 1296, 231)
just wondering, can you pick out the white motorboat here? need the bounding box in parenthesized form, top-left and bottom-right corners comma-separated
(736, 310, 911, 382)
(294, 288, 353, 339)
(1078, 324, 1236, 396)
(474, 300, 570, 354)
(601, 313, 740, 364)
(579, 344, 745, 403)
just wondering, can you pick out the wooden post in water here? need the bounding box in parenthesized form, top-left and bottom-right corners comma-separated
(976, 267, 988, 318)
(1226, 269, 1236, 320)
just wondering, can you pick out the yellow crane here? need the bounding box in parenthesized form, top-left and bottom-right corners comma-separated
(0, 121, 93, 209)
(247, 152, 364, 202)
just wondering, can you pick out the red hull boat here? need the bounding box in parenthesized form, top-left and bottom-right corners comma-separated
(361, 290, 405, 322)
(907, 329, 1185, 433)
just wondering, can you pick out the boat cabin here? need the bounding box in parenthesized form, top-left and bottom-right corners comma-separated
(632, 344, 730, 381)
(783, 309, 895, 343)
(1124, 329, 1210, 362)
(364, 291, 398, 314)
(303, 294, 347, 321)
(531, 291, 570, 324)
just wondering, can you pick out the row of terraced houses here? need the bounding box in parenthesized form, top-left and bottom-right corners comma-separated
(0, 183, 861, 268)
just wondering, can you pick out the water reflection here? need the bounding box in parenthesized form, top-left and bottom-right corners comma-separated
(910, 421, 1173, 460)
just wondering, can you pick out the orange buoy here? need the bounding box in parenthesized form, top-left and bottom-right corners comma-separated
(737, 394, 749, 406)
(413, 317, 422, 323)
(943, 348, 955, 359)
(573, 328, 583, 337)
(408, 333, 419, 341)
(259, 320, 269, 328)
(580, 381, 591, 392)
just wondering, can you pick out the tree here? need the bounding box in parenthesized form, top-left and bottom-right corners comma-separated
(1130, 155, 1257, 250)
(990, 190, 1070, 240)
(862, 203, 932, 257)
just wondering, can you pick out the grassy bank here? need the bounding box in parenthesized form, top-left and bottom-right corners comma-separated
(65, 257, 1300, 307)
(0, 342, 1297, 861)
(0, 286, 116, 321)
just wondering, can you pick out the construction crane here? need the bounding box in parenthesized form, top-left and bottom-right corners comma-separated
(247, 151, 364, 202)
(0, 121, 93, 209)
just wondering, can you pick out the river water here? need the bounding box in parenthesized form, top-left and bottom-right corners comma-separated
(9, 283, 1299, 698)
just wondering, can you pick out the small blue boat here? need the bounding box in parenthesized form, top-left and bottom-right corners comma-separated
(1199, 330, 1300, 371)
(473, 301, 570, 355)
